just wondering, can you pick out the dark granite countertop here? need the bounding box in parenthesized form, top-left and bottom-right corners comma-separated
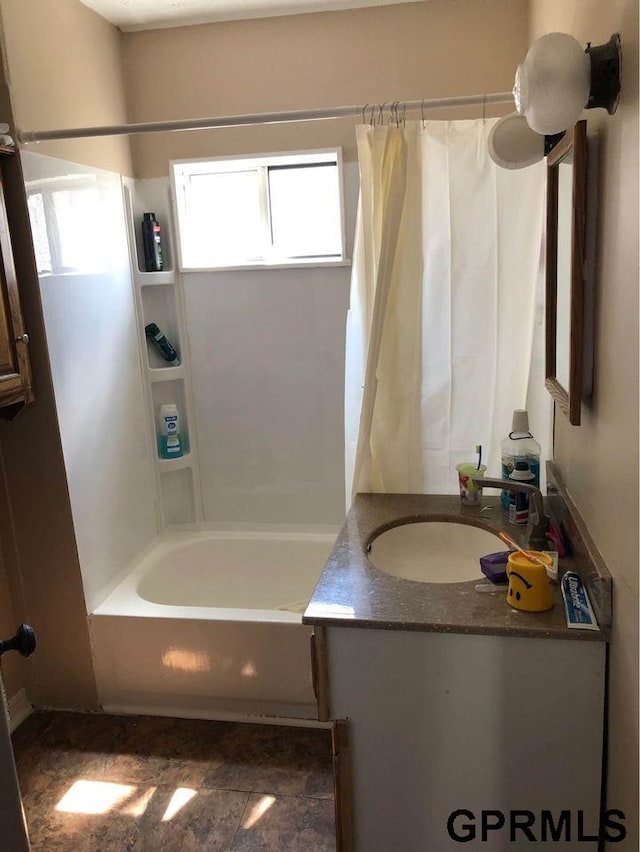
(303, 493, 608, 642)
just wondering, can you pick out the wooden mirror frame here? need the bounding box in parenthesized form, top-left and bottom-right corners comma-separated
(545, 120, 587, 426)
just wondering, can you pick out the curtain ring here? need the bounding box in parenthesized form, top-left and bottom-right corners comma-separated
(400, 102, 406, 127)
(482, 94, 487, 124)
(421, 99, 426, 129)
(378, 103, 386, 126)
(368, 104, 375, 126)
(361, 104, 368, 125)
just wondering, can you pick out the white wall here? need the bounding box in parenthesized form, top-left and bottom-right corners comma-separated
(185, 264, 350, 525)
(140, 161, 357, 526)
(22, 152, 158, 612)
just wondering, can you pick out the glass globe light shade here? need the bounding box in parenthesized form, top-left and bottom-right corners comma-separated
(513, 32, 590, 134)
(487, 113, 544, 170)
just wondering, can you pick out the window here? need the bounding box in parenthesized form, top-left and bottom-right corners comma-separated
(26, 175, 106, 275)
(171, 150, 345, 269)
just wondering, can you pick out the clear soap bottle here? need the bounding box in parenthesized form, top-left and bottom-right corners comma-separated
(500, 409, 541, 509)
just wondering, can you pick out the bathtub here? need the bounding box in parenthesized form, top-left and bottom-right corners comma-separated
(89, 528, 338, 722)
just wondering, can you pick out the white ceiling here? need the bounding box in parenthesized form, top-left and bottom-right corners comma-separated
(78, 0, 422, 31)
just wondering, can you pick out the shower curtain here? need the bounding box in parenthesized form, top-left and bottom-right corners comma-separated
(345, 119, 548, 504)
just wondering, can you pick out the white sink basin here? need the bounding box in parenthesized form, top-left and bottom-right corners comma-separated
(368, 521, 506, 583)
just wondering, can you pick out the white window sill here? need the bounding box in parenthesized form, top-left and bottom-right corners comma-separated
(180, 258, 352, 273)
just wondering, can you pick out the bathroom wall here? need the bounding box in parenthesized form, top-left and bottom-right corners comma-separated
(22, 152, 158, 612)
(122, 0, 530, 176)
(182, 161, 357, 525)
(121, 0, 529, 524)
(0, 83, 99, 709)
(0, 0, 132, 175)
(184, 264, 351, 525)
(0, 547, 22, 700)
(0, 0, 135, 707)
(133, 167, 356, 526)
(529, 0, 639, 845)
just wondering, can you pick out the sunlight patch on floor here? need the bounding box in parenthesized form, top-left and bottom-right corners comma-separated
(242, 795, 276, 829)
(161, 787, 198, 822)
(56, 780, 135, 815)
(56, 780, 196, 821)
(122, 786, 157, 817)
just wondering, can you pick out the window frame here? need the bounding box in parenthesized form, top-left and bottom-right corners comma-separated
(170, 148, 348, 272)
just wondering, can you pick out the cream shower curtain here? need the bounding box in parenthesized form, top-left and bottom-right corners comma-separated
(345, 119, 548, 504)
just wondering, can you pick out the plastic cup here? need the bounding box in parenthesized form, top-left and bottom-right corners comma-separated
(456, 463, 487, 506)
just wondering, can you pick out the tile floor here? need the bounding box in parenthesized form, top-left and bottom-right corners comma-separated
(11, 711, 336, 851)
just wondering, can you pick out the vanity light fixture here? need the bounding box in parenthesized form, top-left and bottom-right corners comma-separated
(513, 32, 621, 135)
(487, 113, 566, 170)
(487, 112, 545, 170)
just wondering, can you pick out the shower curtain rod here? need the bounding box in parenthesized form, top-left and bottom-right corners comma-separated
(16, 92, 513, 143)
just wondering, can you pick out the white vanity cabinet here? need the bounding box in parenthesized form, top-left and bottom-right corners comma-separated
(324, 625, 606, 852)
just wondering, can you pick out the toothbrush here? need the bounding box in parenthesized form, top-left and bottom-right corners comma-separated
(475, 444, 482, 470)
(498, 531, 549, 569)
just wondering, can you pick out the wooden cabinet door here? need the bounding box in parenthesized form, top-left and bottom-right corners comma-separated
(0, 160, 33, 412)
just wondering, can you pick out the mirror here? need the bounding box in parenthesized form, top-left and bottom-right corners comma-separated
(545, 120, 587, 425)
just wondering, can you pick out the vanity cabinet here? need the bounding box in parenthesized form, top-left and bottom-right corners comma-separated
(0, 149, 33, 416)
(305, 493, 610, 852)
(322, 625, 605, 852)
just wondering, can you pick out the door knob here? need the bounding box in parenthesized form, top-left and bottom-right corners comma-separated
(0, 624, 36, 658)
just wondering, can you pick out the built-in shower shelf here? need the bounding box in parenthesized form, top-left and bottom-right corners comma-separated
(148, 365, 185, 382)
(134, 269, 175, 287)
(156, 454, 193, 473)
(125, 178, 202, 527)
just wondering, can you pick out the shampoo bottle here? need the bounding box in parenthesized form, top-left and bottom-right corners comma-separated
(142, 212, 163, 272)
(158, 404, 183, 459)
(500, 409, 541, 509)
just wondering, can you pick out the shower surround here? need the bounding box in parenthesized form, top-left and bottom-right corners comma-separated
(23, 150, 353, 724)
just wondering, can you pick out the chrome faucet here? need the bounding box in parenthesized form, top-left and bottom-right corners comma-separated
(471, 476, 551, 551)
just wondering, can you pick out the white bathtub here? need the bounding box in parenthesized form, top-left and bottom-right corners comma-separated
(89, 528, 338, 722)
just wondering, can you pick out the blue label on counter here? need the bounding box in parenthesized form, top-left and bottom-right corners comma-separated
(561, 572, 599, 631)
